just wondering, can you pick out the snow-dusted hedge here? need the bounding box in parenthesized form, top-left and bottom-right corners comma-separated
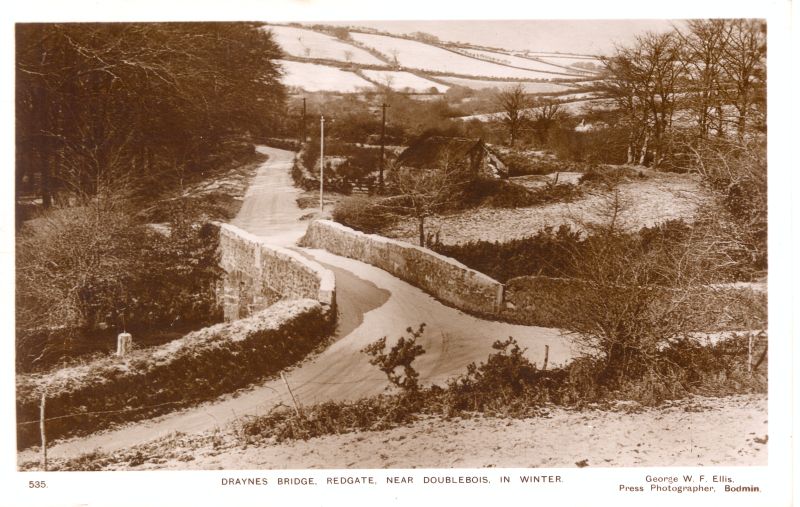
(500, 275, 767, 330)
(302, 220, 504, 315)
(16, 299, 332, 450)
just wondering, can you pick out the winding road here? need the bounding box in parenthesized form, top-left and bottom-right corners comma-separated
(19, 146, 573, 463)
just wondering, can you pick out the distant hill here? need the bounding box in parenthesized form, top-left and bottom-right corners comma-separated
(263, 23, 604, 95)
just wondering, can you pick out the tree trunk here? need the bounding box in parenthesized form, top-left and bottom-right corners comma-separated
(638, 133, 649, 166)
(418, 217, 425, 247)
(737, 107, 747, 141)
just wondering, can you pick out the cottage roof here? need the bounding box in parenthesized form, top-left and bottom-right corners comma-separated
(397, 136, 488, 169)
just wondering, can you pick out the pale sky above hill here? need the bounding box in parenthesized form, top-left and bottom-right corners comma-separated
(325, 19, 677, 56)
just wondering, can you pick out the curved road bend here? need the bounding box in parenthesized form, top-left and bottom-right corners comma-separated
(19, 146, 574, 463)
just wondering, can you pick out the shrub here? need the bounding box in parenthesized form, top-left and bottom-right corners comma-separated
(578, 165, 644, 188)
(331, 196, 398, 234)
(561, 332, 767, 405)
(502, 152, 589, 176)
(458, 179, 582, 209)
(361, 324, 427, 392)
(442, 338, 566, 416)
(262, 137, 301, 151)
(229, 326, 766, 448)
(238, 394, 421, 443)
(429, 225, 582, 282)
(16, 200, 224, 372)
(501, 276, 767, 331)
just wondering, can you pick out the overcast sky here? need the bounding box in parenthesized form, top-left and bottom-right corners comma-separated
(325, 19, 678, 56)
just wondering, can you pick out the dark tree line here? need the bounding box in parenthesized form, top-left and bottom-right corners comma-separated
(16, 22, 286, 208)
(15, 23, 288, 369)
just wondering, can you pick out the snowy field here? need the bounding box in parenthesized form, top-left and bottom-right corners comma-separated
(278, 60, 375, 93)
(265, 25, 385, 65)
(350, 32, 568, 80)
(529, 53, 605, 70)
(458, 48, 587, 75)
(434, 77, 574, 93)
(361, 70, 449, 93)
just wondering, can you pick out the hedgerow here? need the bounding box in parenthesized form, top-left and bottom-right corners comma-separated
(16, 300, 333, 450)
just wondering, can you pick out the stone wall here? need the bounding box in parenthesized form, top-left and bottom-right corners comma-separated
(219, 223, 335, 321)
(301, 220, 503, 315)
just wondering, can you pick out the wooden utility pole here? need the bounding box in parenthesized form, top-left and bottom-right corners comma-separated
(319, 115, 325, 213)
(379, 102, 390, 192)
(301, 97, 306, 144)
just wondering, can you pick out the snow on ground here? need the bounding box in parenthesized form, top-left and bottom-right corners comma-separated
(559, 98, 617, 115)
(458, 97, 613, 122)
(278, 60, 375, 93)
(458, 48, 588, 75)
(528, 53, 605, 69)
(384, 173, 706, 245)
(58, 394, 767, 470)
(437, 77, 573, 93)
(350, 32, 567, 80)
(265, 25, 384, 65)
(361, 70, 449, 93)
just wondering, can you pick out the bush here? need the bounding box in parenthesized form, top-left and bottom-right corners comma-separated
(502, 152, 586, 176)
(442, 338, 566, 416)
(331, 196, 398, 234)
(501, 276, 767, 331)
(579, 165, 645, 188)
(429, 225, 582, 282)
(16, 201, 224, 372)
(458, 179, 582, 209)
(362, 324, 427, 392)
(561, 332, 767, 405)
(262, 138, 301, 151)
(230, 324, 766, 447)
(239, 394, 421, 443)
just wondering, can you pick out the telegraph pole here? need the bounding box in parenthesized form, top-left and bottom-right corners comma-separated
(301, 97, 307, 144)
(379, 102, 390, 192)
(319, 115, 325, 213)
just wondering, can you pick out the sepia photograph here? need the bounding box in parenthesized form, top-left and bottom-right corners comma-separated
(4, 0, 794, 505)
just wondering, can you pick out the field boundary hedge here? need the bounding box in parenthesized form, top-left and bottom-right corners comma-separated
(500, 275, 768, 330)
(16, 299, 333, 450)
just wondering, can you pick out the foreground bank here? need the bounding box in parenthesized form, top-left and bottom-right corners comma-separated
(24, 394, 766, 470)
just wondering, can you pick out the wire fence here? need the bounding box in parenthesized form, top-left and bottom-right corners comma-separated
(18, 333, 765, 472)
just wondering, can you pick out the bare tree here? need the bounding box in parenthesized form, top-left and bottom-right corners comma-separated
(719, 19, 766, 140)
(675, 19, 732, 139)
(389, 48, 400, 66)
(602, 32, 686, 166)
(387, 158, 469, 247)
(495, 84, 530, 146)
(531, 98, 564, 122)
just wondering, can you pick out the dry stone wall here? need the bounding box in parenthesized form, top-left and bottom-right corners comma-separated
(219, 223, 335, 321)
(302, 220, 503, 315)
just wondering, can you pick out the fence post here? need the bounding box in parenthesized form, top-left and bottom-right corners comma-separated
(40, 390, 47, 471)
(117, 332, 133, 357)
(281, 372, 302, 417)
(542, 344, 550, 371)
